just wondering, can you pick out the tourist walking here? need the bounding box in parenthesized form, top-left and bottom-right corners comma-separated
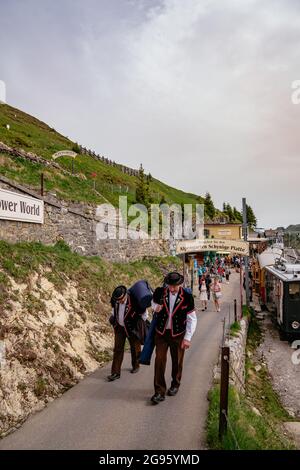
(150, 272, 197, 405)
(205, 273, 212, 300)
(107, 285, 147, 381)
(217, 265, 223, 282)
(211, 277, 222, 312)
(199, 277, 208, 311)
(225, 266, 231, 284)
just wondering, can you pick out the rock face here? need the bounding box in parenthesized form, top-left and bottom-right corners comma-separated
(0, 271, 113, 437)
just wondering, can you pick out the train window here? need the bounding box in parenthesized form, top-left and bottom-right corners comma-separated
(289, 283, 300, 300)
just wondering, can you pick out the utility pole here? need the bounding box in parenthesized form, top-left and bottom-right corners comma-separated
(242, 198, 250, 307)
(234, 298, 237, 322)
(219, 346, 230, 441)
(40, 173, 44, 197)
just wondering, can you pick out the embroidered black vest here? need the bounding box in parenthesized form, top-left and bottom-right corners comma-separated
(155, 287, 195, 337)
(113, 294, 138, 337)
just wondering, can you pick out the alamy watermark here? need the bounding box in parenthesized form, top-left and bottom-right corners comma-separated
(0, 80, 6, 104)
(95, 197, 204, 241)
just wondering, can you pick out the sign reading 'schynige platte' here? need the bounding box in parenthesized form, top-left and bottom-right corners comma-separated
(0, 189, 44, 224)
(176, 238, 249, 256)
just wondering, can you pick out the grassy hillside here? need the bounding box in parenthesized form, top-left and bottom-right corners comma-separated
(0, 103, 210, 209)
(0, 239, 180, 299)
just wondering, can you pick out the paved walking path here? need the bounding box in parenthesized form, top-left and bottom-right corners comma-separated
(0, 274, 241, 450)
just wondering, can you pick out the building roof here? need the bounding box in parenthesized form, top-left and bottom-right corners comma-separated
(204, 223, 242, 226)
(264, 229, 277, 236)
(265, 264, 300, 282)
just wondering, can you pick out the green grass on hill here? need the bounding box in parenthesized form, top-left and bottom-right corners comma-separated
(0, 239, 181, 313)
(207, 384, 294, 450)
(0, 153, 109, 205)
(0, 105, 73, 160)
(0, 104, 208, 208)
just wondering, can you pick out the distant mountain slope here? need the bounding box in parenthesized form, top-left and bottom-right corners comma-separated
(286, 225, 300, 232)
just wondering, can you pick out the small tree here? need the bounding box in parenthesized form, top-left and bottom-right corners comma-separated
(233, 206, 243, 222)
(160, 195, 167, 205)
(204, 192, 216, 220)
(246, 204, 257, 228)
(136, 164, 150, 206)
(72, 142, 81, 154)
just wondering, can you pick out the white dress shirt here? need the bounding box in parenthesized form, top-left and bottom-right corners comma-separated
(152, 292, 197, 342)
(112, 303, 148, 327)
(166, 292, 178, 329)
(117, 302, 126, 326)
(184, 311, 197, 341)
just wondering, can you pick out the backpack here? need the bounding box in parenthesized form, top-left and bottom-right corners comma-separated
(128, 280, 153, 314)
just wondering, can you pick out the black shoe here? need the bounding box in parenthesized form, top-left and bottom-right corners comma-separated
(107, 373, 120, 382)
(130, 367, 140, 374)
(167, 386, 179, 396)
(151, 393, 165, 405)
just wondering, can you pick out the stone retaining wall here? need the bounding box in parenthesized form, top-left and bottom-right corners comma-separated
(0, 176, 170, 262)
(213, 317, 249, 392)
(226, 318, 249, 391)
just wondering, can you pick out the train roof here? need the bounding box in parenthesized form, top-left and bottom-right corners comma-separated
(265, 263, 300, 282)
(257, 247, 284, 269)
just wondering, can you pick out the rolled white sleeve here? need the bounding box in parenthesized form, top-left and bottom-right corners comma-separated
(184, 310, 197, 341)
(151, 301, 161, 312)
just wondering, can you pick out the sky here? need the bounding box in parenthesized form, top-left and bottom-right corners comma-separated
(1, 0, 300, 228)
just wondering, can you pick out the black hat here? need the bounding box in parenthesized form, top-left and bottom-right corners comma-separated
(111, 285, 127, 302)
(164, 272, 184, 286)
(153, 287, 165, 305)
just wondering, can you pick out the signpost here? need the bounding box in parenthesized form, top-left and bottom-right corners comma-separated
(91, 172, 97, 190)
(40, 173, 44, 197)
(52, 150, 77, 160)
(52, 150, 77, 174)
(242, 198, 250, 308)
(0, 188, 44, 224)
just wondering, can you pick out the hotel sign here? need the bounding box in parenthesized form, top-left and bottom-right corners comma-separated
(176, 238, 249, 256)
(0, 189, 44, 224)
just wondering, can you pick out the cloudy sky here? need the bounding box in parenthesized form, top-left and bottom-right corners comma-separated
(1, 0, 300, 228)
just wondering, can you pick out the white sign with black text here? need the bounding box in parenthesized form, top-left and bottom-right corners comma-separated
(176, 238, 249, 256)
(0, 188, 44, 224)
